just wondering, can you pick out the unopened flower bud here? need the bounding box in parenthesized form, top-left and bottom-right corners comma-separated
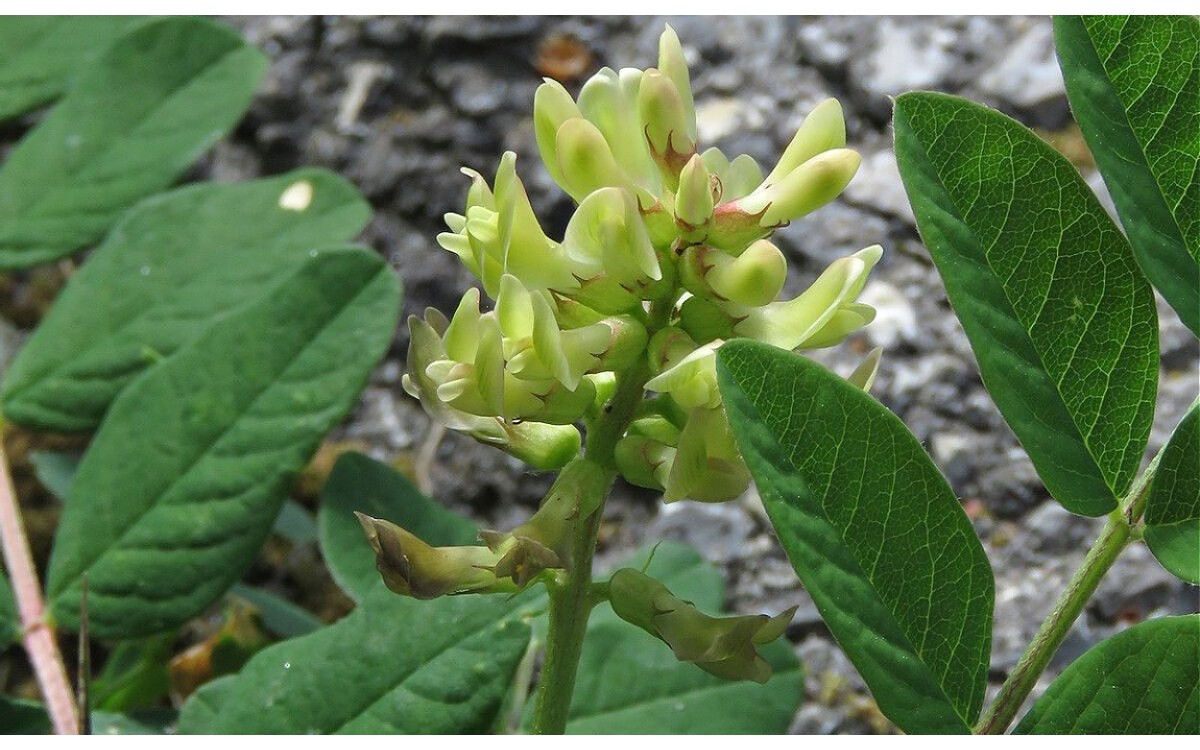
(534, 79, 585, 188)
(644, 340, 722, 409)
(608, 568, 796, 683)
(556, 118, 636, 203)
(761, 98, 847, 188)
(682, 241, 787, 307)
(677, 295, 736, 342)
(638, 69, 696, 183)
(738, 148, 861, 228)
(356, 513, 512, 600)
(675, 154, 715, 234)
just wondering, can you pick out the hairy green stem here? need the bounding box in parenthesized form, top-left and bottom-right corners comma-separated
(975, 454, 1162, 735)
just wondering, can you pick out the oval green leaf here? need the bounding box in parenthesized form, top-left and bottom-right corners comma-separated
(45, 248, 401, 638)
(1055, 15, 1200, 335)
(557, 542, 804, 734)
(1145, 402, 1200, 583)
(718, 340, 994, 734)
(894, 91, 1158, 516)
(0, 16, 267, 268)
(319, 452, 477, 603)
(176, 585, 531, 734)
(1016, 615, 1199, 733)
(1, 170, 371, 431)
(0, 17, 151, 122)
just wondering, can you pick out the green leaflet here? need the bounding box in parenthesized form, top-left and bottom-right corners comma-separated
(1145, 403, 1200, 583)
(1055, 16, 1200, 335)
(0, 17, 267, 268)
(718, 340, 993, 734)
(180, 454, 533, 735)
(44, 248, 401, 638)
(1016, 615, 1200, 733)
(90, 634, 174, 712)
(0, 17, 151, 122)
(176, 585, 531, 734)
(555, 543, 804, 735)
(319, 452, 478, 603)
(894, 92, 1158, 516)
(2, 170, 371, 431)
(0, 570, 15, 650)
(272, 500, 319, 545)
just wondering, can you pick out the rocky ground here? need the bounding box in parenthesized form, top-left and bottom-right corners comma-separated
(3, 15, 1197, 734)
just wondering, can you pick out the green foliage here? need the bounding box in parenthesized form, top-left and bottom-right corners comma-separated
(44, 248, 400, 637)
(718, 340, 993, 734)
(1016, 615, 1200, 733)
(893, 91, 1158, 517)
(1, 170, 371, 431)
(90, 634, 174, 712)
(1054, 15, 1200, 334)
(0, 17, 267, 269)
(1144, 403, 1200, 583)
(28, 451, 79, 501)
(551, 543, 804, 734)
(0, 17, 150, 122)
(228, 584, 324, 639)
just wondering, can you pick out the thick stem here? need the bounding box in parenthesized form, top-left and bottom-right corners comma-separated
(975, 456, 1162, 735)
(529, 356, 654, 734)
(0, 435, 80, 734)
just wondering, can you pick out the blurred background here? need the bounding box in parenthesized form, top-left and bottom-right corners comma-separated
(2, 16, 1196, 732)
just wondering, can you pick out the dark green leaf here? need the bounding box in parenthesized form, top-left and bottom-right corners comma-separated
(1055, 16, 1200, 334)
(2, 170, 371, 431)
(177, 675, 235, 731)
(718, 340, 993, 734)
(894, 92, 1158, 516)
(0, 570, 16, 650)
(318, 452, 477, 603)
(91, 634, 174, 711)
(0, 17, 151, 121)
(45, 248, 401, 638)
(559, 543, 804, 734)
(1145, 403, 1200, 583)
(0, 695, 51, 734)
(229, 583, 324, 639)
(91, 709, 175, 735)
(1016, 615, 1199, 733)
(273, 500, 319, 545)
(28, 451, 79, 501)
(176, 583, 532, 734)
(0, 17, 267, 268)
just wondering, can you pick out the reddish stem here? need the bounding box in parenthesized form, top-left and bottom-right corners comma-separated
(0, 437, 79, 734)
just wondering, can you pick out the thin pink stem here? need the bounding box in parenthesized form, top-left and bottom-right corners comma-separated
(0, 438, 79, 734)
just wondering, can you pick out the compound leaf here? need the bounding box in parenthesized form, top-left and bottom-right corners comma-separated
(718, 340, 993, 734)
(0, 16, 266, 268)
(45, 248, 400, 638)
(1055, 15, 1200, 334)
(894, 92, 1158, 516)
(2, 170, 371, 431)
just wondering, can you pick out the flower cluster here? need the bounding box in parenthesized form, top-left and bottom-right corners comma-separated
(405, 26, 882, 500)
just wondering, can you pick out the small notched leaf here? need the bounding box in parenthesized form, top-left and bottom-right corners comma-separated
(718, 340, 993, 734)
(1016, 615, 1200, 734)
(1055, 15, 1200, 335)
(894, 91, 1158, 517)
(1144, 403, 1200, 583)
(45, 248, 401, 638)
(0, 17, 151, 122)
(0, 16, 268, 268)
(1, 170, 371, 432)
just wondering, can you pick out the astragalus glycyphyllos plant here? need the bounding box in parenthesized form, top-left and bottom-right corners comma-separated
(354, 25, 882, 733)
